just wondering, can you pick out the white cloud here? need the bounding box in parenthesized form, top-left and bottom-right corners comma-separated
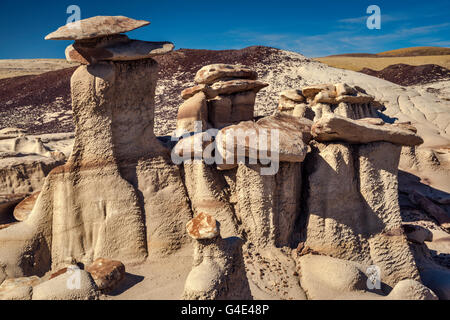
(402, 23, 450, 36)
(338, 14, 404, 24)
(427, 40, 450, 47)
(223, 22, 450, 57)
(338, 16, 367, 24)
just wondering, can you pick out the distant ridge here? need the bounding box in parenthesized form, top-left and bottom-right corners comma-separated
(315, 46, 450, 72)
(360, 63, 450, 86)
(319, 46, 450, 58)
(377, 46, 450, 57)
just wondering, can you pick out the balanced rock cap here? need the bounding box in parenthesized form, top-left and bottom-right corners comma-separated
(280, 89, 305, 102)
(186, 212, 219, 240)
(210, 79, 268, 95)
(335, 83, 357, 97)
(311, 114, 424, 146)
(302, 84, 336, 99)
(195, 64, 258, 85)
(45, 16, 150, 40)
(181, 79, 269, 100)
(180, 79, 268, 100)
(216, 114, 312, 165)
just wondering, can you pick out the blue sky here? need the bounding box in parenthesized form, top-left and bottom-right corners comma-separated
(0, 0, 449, 58)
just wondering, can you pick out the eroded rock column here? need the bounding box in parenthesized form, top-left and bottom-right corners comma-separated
(45, 16, 194, 266)
(302, 116, 424, 288)
(0, 16, 192, 276)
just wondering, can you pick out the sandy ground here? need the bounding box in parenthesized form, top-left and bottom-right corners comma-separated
(101, 245, 306, 300)
(103, 247, 194, 300)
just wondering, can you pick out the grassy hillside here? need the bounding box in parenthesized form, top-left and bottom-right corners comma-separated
(377, 46, 450, 57)
(315, 55, 450, 71)
(0, 59, 75, 80)
(316, 46, 450, 71)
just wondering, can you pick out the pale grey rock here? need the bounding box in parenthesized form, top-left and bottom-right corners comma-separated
(335, 83, 357, 96)
(173, 132, 214, 161)
(280, 89, 305, 102)
(0, 276, 40, 300)
(388, 279, 438, 300)
(32, 269, 98, 300)
(183, 162, 239, 239)
(296, 254, 368, 300)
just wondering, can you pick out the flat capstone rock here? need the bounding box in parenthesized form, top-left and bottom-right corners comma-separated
(45, 16, 150, 40)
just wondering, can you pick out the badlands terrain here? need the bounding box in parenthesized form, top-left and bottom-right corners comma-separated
(2, 46, 450, 137)
(0, 16, 449, 300)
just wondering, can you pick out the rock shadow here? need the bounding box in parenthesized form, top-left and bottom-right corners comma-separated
(376, 110, 398, 124)
(107, 272, 145, 296)
(398, 170, 450, 222)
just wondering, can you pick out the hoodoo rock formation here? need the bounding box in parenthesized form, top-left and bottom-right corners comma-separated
(173, 79, 435, 299)
(302, 141, 421, 289)
(176, 64, 269, 134)
(0, 16, 448, 301)
(0, 16, 191, 297)
(277, 83, 383, 121)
